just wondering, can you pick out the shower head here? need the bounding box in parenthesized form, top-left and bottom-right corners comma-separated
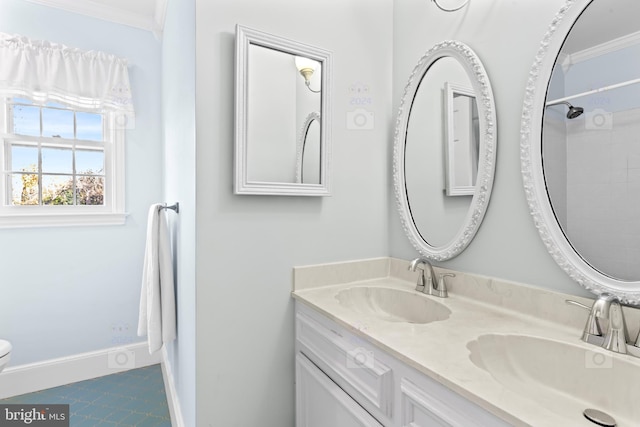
(566, 104, 584, 119)
(555, 101, 584, 119)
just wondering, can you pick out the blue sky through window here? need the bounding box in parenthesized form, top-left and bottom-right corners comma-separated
(13, 97, 33, 105)
(11, 145, 38, 171)
(13, 105, 40, 136)
(76, 112, 103, 141)
(42, 108, 74, 138)
(76, 149, 104, 174)
(12, 99, 104, 141)
(42, 147, 73, 174)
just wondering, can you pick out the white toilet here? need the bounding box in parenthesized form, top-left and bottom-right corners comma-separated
(0, 340, 11, 373)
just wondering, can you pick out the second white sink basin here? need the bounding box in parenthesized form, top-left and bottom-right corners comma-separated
(335, 286, 451, 324)
(467, 333, 640, 425)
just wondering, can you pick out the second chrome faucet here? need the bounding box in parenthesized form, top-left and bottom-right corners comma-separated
(408, 257, 454, 298)
(567, 293, 640, 358)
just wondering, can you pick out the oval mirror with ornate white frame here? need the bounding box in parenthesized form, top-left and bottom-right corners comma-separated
(521, 0, 640, 303)
(393, 41, 497, 261)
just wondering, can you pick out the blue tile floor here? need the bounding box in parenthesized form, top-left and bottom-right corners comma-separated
(0, 364, 171, 426)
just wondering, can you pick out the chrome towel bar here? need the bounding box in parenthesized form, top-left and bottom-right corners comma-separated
(161, 202, 179, 214)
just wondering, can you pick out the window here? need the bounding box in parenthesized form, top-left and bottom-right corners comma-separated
(0, 33, 133, 227)
(0, 97, 126, 227)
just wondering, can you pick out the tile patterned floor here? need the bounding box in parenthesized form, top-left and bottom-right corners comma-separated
(0, 364, 171, 426)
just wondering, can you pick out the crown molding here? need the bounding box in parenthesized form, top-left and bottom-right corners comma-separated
(20, 0, 165, 35)
(153, 0, 168, 39)
(564, 30, 640, 69)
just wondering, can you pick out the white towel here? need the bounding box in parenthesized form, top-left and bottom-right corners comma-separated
(137, 204, 177, 354)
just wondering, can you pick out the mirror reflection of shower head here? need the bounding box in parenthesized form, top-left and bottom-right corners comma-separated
(556, 101, 584, 119)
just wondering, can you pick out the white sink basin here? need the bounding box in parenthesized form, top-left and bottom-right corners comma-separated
(467, 333, 640, 425)
(335, 287, 451, 324)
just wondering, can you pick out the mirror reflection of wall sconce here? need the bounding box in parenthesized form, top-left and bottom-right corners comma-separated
(432, 0, 469, 12)
(294, 56, 321, 93)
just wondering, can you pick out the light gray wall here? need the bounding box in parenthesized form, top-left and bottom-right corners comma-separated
(161, 0, 196, 425)
(390, 0, 592, 298)
(195, 0, 392, 425)
(0, 0, 163, 366)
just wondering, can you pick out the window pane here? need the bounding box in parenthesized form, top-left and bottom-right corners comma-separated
(76, 112, 103, 141)
(11, 174, 39, 205)
(42, 147, 73, 174)
(42, 175, 73, 205)
(42, 108, 74, 139)
(76, 176, 104, 205)
(12, 105, 40, 136)
(45, 101, 67, 109)
(11, 145, 38, 172)
(12, 97, 33, 105)
(76, 149, 104, 175)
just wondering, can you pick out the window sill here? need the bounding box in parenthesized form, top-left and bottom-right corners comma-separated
(0, 212, 128, 228)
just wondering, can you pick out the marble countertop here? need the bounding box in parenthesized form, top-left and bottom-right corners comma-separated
(291, 258, 640, 427)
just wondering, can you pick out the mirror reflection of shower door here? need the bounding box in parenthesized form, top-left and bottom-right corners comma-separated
(444, 83, 479, 196)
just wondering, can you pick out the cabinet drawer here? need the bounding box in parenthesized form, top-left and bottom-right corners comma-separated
(296, 309, 394, 420)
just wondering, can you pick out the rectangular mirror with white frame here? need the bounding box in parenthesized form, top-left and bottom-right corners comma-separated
(444, 82, 479, 197)
(234, 25, 331, 196)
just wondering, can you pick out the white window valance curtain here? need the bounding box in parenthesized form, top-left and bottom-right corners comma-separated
(0, 32, 134, 113)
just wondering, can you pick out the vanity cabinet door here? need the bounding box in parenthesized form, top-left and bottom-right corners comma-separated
(296, 353, 383, 427)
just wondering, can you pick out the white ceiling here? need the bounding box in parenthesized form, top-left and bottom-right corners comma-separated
(20, 0, 167, 36)
(561, 0, 639, 55)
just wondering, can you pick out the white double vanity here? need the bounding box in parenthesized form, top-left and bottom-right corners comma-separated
(231, 0, 640, 423)
(287, 0, 640, 424)
(292, 258, 640, 427)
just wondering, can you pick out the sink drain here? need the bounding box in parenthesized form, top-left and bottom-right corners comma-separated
(583, 408, 616, 427)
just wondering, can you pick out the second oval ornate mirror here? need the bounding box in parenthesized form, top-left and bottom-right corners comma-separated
(522, 0, 640, 303)
(394, 41, 497, 261)
(296, 112, 320, 184)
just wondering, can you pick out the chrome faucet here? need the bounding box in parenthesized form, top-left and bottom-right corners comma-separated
(604, 299, 628, 353)
(567, 294, 640, 357)
(408, 257, 453, 298)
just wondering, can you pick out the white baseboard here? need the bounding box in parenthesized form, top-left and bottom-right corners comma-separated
(0, 342, 161, 399)
(161, 347, 185, 427)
